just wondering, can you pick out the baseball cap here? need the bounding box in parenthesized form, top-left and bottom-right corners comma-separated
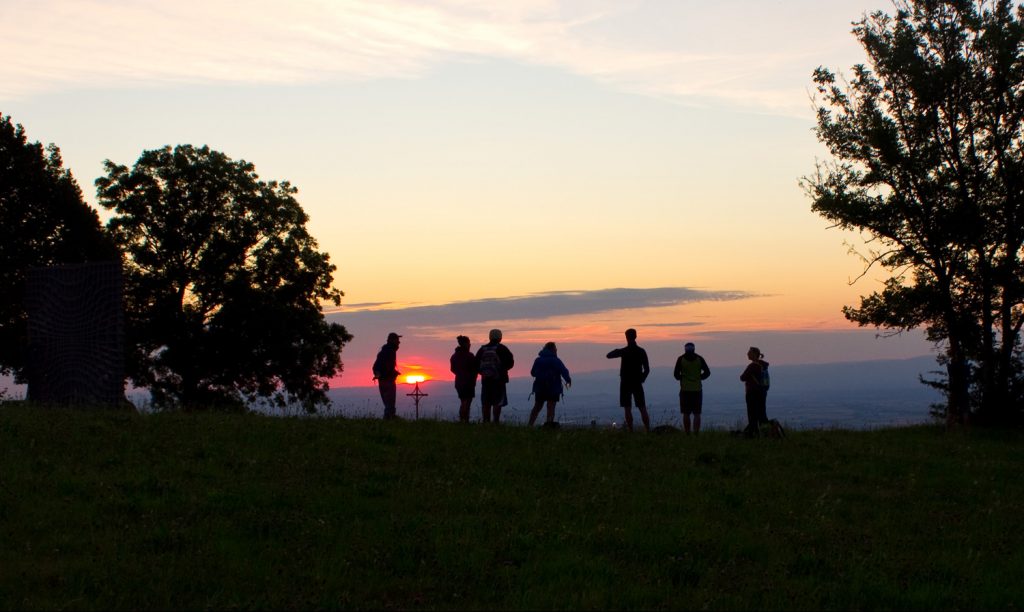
(387, 332, 402, 342)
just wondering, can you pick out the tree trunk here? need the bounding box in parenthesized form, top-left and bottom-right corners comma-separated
(995, 267, 1017, 425)
(945, 310, 970, 427)
(978, 255, 999, 421)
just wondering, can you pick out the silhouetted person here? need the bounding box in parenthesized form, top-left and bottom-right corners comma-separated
(673, 341, 711, 434)
(476, 328, 514, 423)
(450, 335, 478, 423)
(740, 346, 770, 435)
(372, 332, 402, 420)
(758, 351, 771, 423)
(606, 328, 651, 432)
(528, 342, 572, 427)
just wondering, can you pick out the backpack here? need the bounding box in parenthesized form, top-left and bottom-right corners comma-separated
(760, 418, 785, 439)
(761, 365, 771, 390)
(478, 345, 503, 380)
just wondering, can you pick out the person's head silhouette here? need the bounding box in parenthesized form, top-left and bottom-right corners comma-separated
(625, 328, 637, 343)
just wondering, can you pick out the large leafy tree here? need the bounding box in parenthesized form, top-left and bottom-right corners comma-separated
(97, 144, 352, 411)
(0, 114, 117, 378)
(806, 0, 1024, 425)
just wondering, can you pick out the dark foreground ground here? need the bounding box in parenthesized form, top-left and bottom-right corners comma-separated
(1, 407, 1021, 609)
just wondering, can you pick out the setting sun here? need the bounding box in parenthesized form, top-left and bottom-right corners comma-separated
(405, 375, 426, 384)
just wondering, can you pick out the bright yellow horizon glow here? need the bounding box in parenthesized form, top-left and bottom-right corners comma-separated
(405, 375, 426, 384)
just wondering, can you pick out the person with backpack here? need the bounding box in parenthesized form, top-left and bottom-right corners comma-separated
(371, 332, 402, 420)
(528, 342, 572, 428)
(476, 329, 514, 423)
(606, 328, 651, 432)
(740, 346, 770, 436)
(673, 341, 711, 434)
(449, 335, 478, 423)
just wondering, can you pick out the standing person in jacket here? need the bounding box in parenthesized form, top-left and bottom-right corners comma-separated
(372, 332, 402, 420)
(740, 346, 769, 435)
(606, 328, 651, 432)
(528, 342, 572, 427)
(476, 328, 514, 424)
(449, 335, 478, 423)
(757, 350, 770, 425)
(673, 341, 711, 434)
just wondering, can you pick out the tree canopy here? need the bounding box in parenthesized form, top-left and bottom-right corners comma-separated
(97, 144, 352, 411)
(0, 114, 117, 378)
(806, 0, 1024, 425)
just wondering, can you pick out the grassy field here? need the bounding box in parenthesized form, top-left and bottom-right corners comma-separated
(0, 406, 1022, 610)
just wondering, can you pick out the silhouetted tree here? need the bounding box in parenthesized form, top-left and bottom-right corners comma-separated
(0, 114, 117, 379)
(97, 144, 352, 411)
(806, 0, 1024, 426)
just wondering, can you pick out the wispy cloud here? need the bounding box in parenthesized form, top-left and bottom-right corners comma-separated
(1, 0, 876, 115)
(331, 286, 752, 334)
(343, 301, 395, 309)
(642, 321, 705, 328)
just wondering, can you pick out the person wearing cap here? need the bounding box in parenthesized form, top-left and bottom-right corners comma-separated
(475, 328, 514, 423)
(673, 342, 711, 434)
(606, 328, 651, 432)
(372, 332, 402, 419)
(449, 335, 478, 423)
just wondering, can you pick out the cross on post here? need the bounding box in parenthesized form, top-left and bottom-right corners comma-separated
(406, 378, 428, 420)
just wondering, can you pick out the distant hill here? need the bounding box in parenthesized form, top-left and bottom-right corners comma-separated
(328, 356, 943, 429)
(3, 356, 942, 427)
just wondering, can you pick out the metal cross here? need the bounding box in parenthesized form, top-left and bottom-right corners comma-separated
(406, 381, 428, 420)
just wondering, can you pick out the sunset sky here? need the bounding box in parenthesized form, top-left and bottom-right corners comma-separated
(1, 0, 935, 388)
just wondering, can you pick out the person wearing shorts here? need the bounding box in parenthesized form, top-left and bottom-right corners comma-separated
(606, 328, 651, 432)
(476, 328, 514, 423)
(673, 342, 711, 434)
